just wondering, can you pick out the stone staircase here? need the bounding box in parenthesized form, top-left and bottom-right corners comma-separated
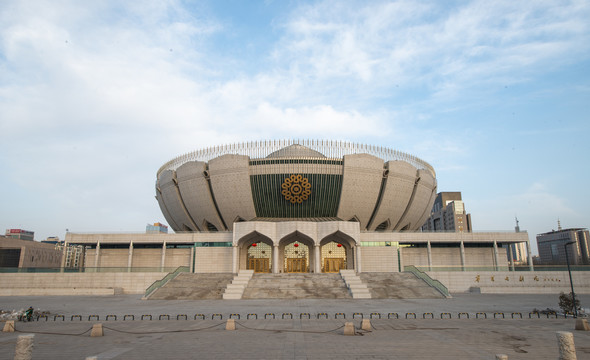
(340, 270, 372, 299)
(222, 270, 254, 300)
(359, 272, 446, 299)
(241, 273, 352, 299)
(147, 273, 234, 300)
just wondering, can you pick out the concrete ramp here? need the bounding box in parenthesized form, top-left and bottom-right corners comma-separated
(359, 273, 445, 299)
(148, 273, 234, 300)
(242, 273, 352, 299)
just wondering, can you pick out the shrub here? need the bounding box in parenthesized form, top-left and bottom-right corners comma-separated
(558, 292, 580, 315)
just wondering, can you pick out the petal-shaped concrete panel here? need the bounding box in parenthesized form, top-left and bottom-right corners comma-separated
(155, 181, 181, 232)
(158, 170, 198, 231)
(368, 161, 417, 231)
(394, 169, 436, 231)
(176, 161, 226, 232)
(413, 178, 437, 230)
(208, 154, 257, 226)
(337, 154, 384, 230)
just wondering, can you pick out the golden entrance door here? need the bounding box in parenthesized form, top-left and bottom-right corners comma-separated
(285, 258, 307, 273)
(249, 258, 270, 273)
(323, 258, 344, 273)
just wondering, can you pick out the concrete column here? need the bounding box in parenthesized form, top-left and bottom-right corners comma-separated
(493, 241, 499, 271)
(460, 241, 466, 271)
(314, 245, 321, 273)
(556, 331, 577, 360)
(161, 242, 166, 271)
(60, 241, 68, 270)
(94, 242, 100, 268)
(527, 239, 534, 271)
(427, 241, 432, 271)
(356, 245, 362, 273)
(398, 246, 403, 272)
(190, 244, 195, 273)
(14, 334, 34, 360)
(232, 246, 238, 274)
(273, 245, 279, 274)
(508, 244, 515, 271)
(127, 242, 133, 272)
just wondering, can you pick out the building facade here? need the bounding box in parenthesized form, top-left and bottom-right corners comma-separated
(0, 236, 63, 268)
(5, 229, 35, 241)
(64, 140, 528, 274)
(146, 223, 168, 234)
(536, 228, 590, 265)
(421, 192, 472, 232)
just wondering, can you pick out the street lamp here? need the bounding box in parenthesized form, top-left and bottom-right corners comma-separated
(564, 240, 578, 318)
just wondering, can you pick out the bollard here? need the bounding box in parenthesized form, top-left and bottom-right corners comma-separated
(343, 322, 355, 336)
(226, 319, 236, 331)
(90, 323, 104, 337)
(556, 331, 577, 360)
(575, 319, 590, 331)
(495, 355, 508, 360)
(3, 320, 15, 332)
(361, 319, 372, 331)
(14, 334, 34, 360)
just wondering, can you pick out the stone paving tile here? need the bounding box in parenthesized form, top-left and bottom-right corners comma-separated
(2, 294, 590, 359)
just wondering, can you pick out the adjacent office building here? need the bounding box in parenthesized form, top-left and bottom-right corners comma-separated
(421, 192, 472, 232)
(4, 229, 35, 241)
(536, 228, 590, 265)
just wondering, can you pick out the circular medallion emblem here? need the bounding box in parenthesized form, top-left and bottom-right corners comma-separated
(281, 174, 311, 204)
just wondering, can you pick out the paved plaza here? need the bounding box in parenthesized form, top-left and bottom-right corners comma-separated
(1, 294, 590, 359)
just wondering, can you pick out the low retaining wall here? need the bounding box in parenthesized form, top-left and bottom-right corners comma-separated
(428, 271, 590, 294)
(0, 272, 165, 295)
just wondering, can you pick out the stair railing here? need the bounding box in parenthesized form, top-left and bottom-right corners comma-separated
(404, 265, 451, 298)
(143, 266, 189, 299)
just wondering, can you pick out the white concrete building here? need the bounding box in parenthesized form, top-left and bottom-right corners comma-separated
(65, 140, 528, 274)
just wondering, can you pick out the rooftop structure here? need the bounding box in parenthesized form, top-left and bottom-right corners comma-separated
(5, 229, 34, 241)
(156, 140, 437, 232)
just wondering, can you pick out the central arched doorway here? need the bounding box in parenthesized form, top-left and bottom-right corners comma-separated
(247, 241, 272, 273)
(284, 241, 309, 272)
(321, 241, 347, 272)
(279, 232, 315, 273)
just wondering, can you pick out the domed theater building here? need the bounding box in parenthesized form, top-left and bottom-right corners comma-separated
(68, 140, 527, 276)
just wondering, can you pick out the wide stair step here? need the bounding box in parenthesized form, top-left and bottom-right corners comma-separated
(340, 270, 371, 299)
(242, 273, 352, 299)
(148, 273, 234, 300)
(359, 273, 445, 299)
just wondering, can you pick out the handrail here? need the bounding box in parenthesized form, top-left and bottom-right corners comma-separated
(404, 265, 451, 298)
(143, 266, 189, 299)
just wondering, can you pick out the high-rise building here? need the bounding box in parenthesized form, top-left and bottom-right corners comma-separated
(5, 229, 34, 241)
(42, 237, 85, 269)
(507, 217, 529, 264)
(536, 226, 589, 265)
(421, 192, 472, 232)
(146, 223, 168, 234)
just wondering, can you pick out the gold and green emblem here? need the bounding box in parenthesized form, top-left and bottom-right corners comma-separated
(281, 174, 311, 204)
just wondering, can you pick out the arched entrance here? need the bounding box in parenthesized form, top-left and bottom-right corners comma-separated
(237, 232, 274, 273)
(247, 242, 272, 273)
(284, 242, 308, 272)
(279, 232, 315, 273)
(320, 231, 356, 272)
(321, 241, 347, 272)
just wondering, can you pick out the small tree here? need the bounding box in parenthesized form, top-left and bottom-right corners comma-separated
(558, 292, 580, 315)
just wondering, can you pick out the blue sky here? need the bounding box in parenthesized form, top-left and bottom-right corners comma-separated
(1, 0, 589, 254)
